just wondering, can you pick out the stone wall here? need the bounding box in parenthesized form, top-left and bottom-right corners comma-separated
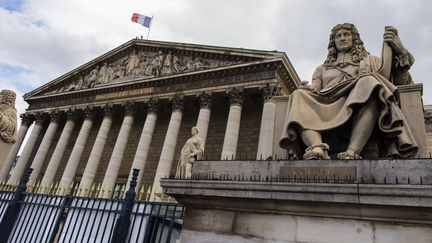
(425, 105, 432, 157)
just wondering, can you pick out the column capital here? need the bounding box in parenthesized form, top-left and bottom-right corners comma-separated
(84, 106, 95, 119)
(123, 101, 135, 116)
(147, 98, 159, 114)
(198, 92, 212, 109)
(261, 83, 282, 102)
(227, 88, 244, 106)
(103, 104, 114, 117)
(171, 94, 184, 112)
(20, 113, 34, 126)
(65, 109, 79, 121)
(34, 112, 45, 125)
(49, 110, 61, 122)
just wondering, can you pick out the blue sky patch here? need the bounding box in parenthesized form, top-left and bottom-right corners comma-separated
(0, 0, 25, 12)
(0, 63, 35, 92)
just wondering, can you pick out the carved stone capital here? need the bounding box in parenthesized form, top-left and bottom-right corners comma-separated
(227, 88, 243, 106)
(84, 106, 95, 120)
(103, 104, 114, 117)
(261, 83, 282, 102)
(65, 109, 77, 121)
(20, 113, 34, 126)
(171, 95, 184, 112)
(147, 98, 159, 114)
(124, 102, 135, 116)
(198, 92, 212, 109)
(49, 111, 61, 122)
(34, 113, 45, 125)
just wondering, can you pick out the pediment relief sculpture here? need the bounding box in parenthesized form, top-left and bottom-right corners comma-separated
(44, 49, 243, 95)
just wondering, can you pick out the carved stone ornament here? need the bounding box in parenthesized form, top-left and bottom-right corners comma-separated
(262, 83, 282, 102)
(124, 102, 135, 116)
(84, 107, 94, 119)
(47, 49, 242, 95)
(228, 88, 243, 106)
(20, 113, 34, 127)
(146, 99, 159, 114)
(34, 112, 45, 125)
(198, 92, 212, 109)
(103, 104, 114, 117)
(0, 89, 17, 143)
(171, 95, 184, 111)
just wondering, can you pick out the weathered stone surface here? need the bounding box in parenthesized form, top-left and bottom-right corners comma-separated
(191, 159, 432, 185)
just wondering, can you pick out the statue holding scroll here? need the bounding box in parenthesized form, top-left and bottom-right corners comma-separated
(176, 127, 204, 179)
(280, 23, 418, 159)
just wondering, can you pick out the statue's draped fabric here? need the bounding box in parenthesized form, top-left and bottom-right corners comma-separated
(280, 53, 418, 158)
(0, 104, 17, 144)
(176, 135, 204, 178)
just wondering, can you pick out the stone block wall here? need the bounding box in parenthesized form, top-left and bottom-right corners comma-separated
(425, 105, 432, 157)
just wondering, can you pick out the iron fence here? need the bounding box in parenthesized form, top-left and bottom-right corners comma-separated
(0, 169, 185, 243)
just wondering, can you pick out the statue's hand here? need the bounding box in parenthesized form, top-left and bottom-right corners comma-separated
(384, 26, 407, 55)
(298, 80, 315, 91)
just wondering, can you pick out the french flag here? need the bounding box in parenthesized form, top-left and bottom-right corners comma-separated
(131, 13, 152, 28)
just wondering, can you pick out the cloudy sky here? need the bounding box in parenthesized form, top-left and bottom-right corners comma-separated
(1, 0, 432, 120)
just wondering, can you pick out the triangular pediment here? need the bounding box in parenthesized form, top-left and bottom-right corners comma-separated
(25, 39, 292, 99)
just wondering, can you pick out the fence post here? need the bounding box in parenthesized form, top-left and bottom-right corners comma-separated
(110, 168, 139, 243)
(0, 168, 32, 242)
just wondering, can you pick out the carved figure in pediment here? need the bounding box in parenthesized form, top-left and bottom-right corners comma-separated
(145, 51, 164, 77)
(126, 50, 140, 76)
(86, 66, 99, 88)
(162, 51, 174, 75)
(172, 55, 182, 73)
(98, 63, 110, 84)
(107, 63, 116, 81)
(64, 76, 85, 92)
(185, 57, 195, 71)
(114, 64, 126, 79)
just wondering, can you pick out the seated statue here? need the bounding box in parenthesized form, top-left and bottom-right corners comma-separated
(280, 23, 418, 159)
(176, 127, 204, 178)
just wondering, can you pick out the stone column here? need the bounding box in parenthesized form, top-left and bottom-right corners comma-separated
(0, 114, 33, 181)
(41, 110, 76, 187)
(256, 85, 279, 160)
(152, 96, 183, 196)
(79, 105, 113, 193)
(221, 89, 243, 160)
(100, 103, 135, 197)
(8, 114, 45, 184)
(28, 112, 61, 184)
(196, 93, 212, 147)
(59, 107, 94, 190)
(127, 99, 158, 190)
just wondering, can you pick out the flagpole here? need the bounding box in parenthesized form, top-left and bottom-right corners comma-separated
(146, 15, 154, 40)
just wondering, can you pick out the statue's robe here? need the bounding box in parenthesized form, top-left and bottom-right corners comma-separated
(279, 53, 418, 158)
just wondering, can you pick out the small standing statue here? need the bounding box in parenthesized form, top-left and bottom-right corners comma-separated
(176, 127, 204, 179)
(0, 89, 17, 170)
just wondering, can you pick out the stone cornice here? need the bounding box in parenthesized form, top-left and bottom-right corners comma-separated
(24, 39, 299, 99)
(25, 59, 293, 111)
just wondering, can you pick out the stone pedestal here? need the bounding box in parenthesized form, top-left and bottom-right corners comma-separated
(161, 159, 432, 243)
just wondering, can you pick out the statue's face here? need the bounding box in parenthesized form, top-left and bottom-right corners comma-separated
(191, 127, 198, 135)
(334, 28, 353, 53)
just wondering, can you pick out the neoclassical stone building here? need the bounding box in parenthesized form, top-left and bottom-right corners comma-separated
(0, 39, 300, 194)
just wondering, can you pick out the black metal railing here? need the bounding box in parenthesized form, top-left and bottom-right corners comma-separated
(0, 169, 184, 243)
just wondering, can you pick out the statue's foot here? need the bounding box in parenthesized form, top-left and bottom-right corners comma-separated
(303, 143, 331, 160)
(337, 148, 362, 159)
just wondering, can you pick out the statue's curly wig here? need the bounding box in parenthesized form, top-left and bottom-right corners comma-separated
(0, 89, 16, 106)
(323, 23, 369, 68)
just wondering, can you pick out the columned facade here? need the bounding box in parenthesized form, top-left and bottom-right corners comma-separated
(8, 114, 45, 184)
(79, 105, 113, 194)
(59, 108, 94, 190)
(100, 103, 135, 197)
(221, 89, 243, 160)
(152, 95, 184, 196)
(0, 114, 33, 181)
(6, 40, 298, 197)
(256, 85, 279, 160)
